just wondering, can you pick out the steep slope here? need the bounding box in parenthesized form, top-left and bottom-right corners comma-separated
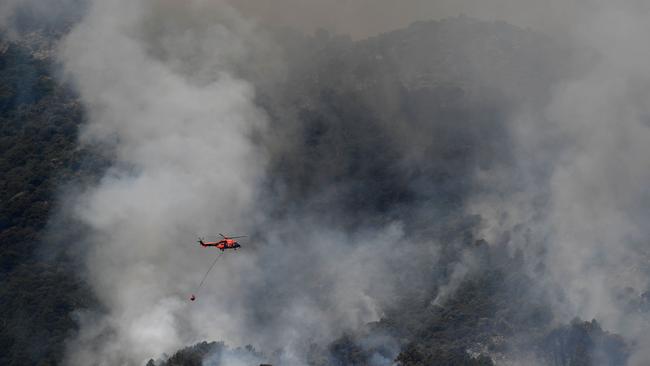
(0, 15, 638, 366)
(0, 39, 94, 366)
(151, 18, 630, 366)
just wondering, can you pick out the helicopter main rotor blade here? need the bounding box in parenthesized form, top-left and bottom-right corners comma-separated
(217, 234, 247, 239)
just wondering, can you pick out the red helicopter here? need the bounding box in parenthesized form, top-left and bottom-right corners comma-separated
(190, 233, 247, 302)
(198, 233, 246, 251)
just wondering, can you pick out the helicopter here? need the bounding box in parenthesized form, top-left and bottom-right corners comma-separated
(198, 233, 246, 251)
(190, 233, 247, 302)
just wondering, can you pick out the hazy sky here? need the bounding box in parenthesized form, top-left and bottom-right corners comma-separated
(229, 0, 595, 38)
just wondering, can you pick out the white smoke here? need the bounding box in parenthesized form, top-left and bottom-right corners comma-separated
(52, 0, 650, 364)
(59, 1, 415, 365)
(542, 3, 650, 351)
(466, 1, 650, 361)
(60, 1, 268, 364)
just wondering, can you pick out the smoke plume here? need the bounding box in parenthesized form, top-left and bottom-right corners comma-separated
(44, 0, 650, 364)
(60, 1, 269, 364)
(466, 1, 650, 361)
(59, 1, 425, 364)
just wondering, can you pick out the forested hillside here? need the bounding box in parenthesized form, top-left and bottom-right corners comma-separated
(152, 18, 632, 365)
(0, 14, 642, 366)
(0, 37, 94, 365)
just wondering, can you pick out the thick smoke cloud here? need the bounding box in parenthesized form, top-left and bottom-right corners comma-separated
(228, 0, 599, 39)
(43, 0, 650, 364)
(58, 1, 430, 365)
(542, 1, 650, 348)
(60, 1, 269, 364)
(465, 1, 650, 361)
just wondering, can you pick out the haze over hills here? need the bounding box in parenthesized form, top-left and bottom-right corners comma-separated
(1, 1, 650, 366)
